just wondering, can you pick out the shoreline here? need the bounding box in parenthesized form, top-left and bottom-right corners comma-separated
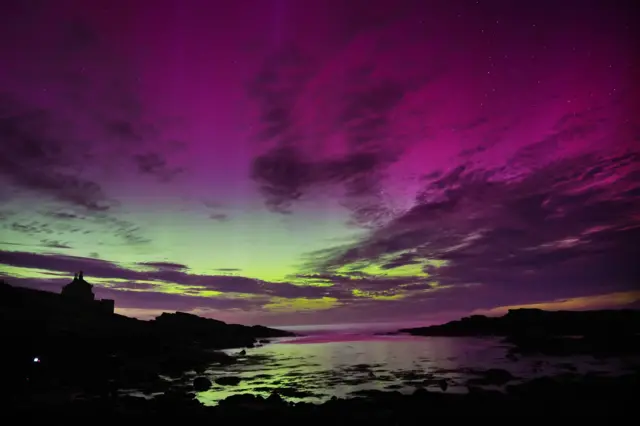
(11, 334, 639, 411)
(7, 371, 638, 419)
(3, 284, 639, 418)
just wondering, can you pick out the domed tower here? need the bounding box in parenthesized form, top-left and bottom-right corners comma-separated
(61, 270, 95, 303)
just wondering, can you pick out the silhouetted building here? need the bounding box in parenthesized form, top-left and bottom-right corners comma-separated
(0, 272, 115, 317)
(61, 271, 95, 303)
(98, 298, 115, 315)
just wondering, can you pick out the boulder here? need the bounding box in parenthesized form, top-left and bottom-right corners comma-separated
(193, 376, 212, 392)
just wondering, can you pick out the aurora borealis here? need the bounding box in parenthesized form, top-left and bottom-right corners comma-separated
(0, 0, 638, 326)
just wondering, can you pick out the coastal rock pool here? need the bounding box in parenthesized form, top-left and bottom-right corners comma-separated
(174, 334, 639, 406)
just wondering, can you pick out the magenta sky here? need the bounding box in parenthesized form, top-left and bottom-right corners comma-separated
(1, 0, 638, 326)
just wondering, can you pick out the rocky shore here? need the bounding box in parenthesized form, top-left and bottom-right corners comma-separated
(3, 279, 639, 419)
(0, 279, 294, 402)
(7, 371, 638, 420)
(400, 308, 640, 357)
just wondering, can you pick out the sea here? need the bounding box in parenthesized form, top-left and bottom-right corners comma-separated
(167, 323, 640, 406)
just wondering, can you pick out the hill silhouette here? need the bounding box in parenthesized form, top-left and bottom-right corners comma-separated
(0, 273, 293, 402)
(399, 308, 640, 356)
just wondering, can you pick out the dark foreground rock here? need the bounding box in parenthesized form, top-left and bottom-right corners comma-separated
(215, 376, 242, 386)
(0, 279, 295, 399)
(504, 332, 640, 356)
(6, 372, 638, 420)
(466, 368, 516, 386)
(193, 377, 212, 392)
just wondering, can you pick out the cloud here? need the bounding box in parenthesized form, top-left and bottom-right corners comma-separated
(250, 146, 398, 215)
(202, 200, 231, 222)
(1, 0, 636, 325)
(301, 146, 640, 314)
(0, 97, 113, 211)
(0, 250, 118, 278)
(0, 269, 263, 314)
(133, 152, 184, 182)
(105, 119, 142, 142)
(475, 291, 640, 316)
(0, 250, 351, 324)
(90, 213, 152, 246)
(96, 287, 260, 312)
(209, 212, 229, 222)
(247, 15, 452, 218)
(247, 44, 412, 215)
(248, 45, 311, 145)
(0, 205, 151, 248)
(0, 9, 182, 213)
(293, 272, 434, 293)
(40, 239, 72, 249)
(263, 296, 340, 313)
(137, 261, 188, 271)
(5, 220, 55, 237)
(0, 250, 332, 302)
(42, 209, 83, 220)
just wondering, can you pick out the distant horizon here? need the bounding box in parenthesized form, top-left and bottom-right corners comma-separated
(3, 274, 640, 330)
(273, 320, 433, 334)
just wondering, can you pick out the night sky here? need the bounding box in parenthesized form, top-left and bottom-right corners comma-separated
(0, 0, 638, 326)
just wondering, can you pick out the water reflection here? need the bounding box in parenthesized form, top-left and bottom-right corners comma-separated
(190, 334, 637, 406)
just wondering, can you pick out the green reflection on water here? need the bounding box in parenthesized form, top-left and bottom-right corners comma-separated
(194, 336, 487, 405)
(189, 336, 638, 406)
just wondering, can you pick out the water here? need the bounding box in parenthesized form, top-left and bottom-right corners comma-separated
(179, 333, 639, 406)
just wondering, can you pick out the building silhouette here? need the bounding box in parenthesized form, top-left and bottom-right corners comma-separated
(0, 272, 114, 316)
(61, 271, 96, 303)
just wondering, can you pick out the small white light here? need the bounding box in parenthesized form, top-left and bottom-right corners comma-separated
(33, 357, 40, 363)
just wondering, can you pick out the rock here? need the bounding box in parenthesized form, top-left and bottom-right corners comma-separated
(438, 379, 448, 391)
(155, 388, 199, 408)
(219, 393, 264, 408)
(506, 351, 518, 361)
(193, 377, 212, 392)
(120, 364, 160, 385)
(557, 362, 577, 371)
(5, 372, 640, 418)
(215, 376, 241, 386)
(485, 368, 514, 384)
(467, 368, 515, 386)
(266, 392, 285, 405)
(466, 386, 504, 399)
(400, 309, 640, 348)
(275, 386, 314, 398)
(412, 387, 430, 398)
